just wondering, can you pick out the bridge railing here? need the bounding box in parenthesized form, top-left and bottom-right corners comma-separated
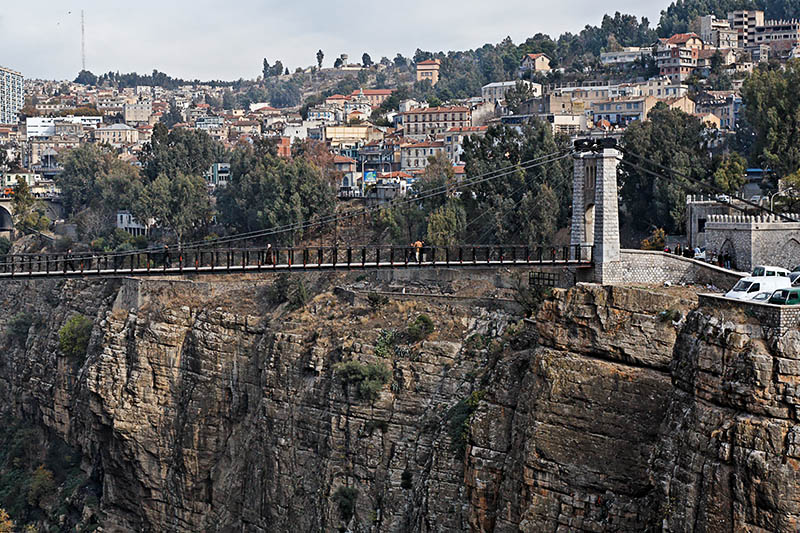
(0, 244, 593, 277)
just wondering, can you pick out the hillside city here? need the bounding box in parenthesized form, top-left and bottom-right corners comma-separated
(1, 3, 800, 266)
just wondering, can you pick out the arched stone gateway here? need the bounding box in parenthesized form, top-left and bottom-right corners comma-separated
(570, 142, 622, 283)
(0, 204, 13, 238)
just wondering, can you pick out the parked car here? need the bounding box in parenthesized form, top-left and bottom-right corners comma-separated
(725, 276, 792, 300)
(752, 291, 773, 302)
(716, 194, 731, 203)
(751, 265, 791, 277)
(790, 272, 800, 286)
(769, 287, 800, 305)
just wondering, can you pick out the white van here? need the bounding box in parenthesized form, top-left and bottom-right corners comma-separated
(751, 265, 791, 278)
(725, 276, 792, 300)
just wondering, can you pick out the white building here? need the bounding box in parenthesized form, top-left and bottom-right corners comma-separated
(0, 65, 23, 124)
(26, 116, 103, 138)
(481, 81, 542, 104)
(600, 47, 652, 66)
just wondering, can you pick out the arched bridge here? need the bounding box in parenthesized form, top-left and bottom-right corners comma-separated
(0, 244, 594, 279)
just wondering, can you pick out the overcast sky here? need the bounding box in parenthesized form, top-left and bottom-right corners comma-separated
(1, 1, 666, 81)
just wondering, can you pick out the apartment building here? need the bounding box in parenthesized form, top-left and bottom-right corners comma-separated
(656, 33, 704, 83)
(400, 106, 471, 139)
(0, 66, 23, 124)
(695, 90, 742, 130)
(728, 10, 765, 48)
(752, 19, 800, 58)
(591, 96, 659, 127)
(519, 53, 551, 73)
(400, 140, 445, 172)
(26, 116, 103, 138)
(600, 47, 651, 66)
(442, 126, 488, 163)
(481, 81, 542, 104)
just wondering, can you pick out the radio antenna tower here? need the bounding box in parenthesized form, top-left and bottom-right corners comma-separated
(81, 10, 86, 71)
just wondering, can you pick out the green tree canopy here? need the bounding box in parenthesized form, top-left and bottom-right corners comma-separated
(620, 107, 713, 233)
(216, 147, 335, 245)
(139, 124, 225, 181)
(133, 173, 212, 245)
(740, 60, 800, 177)
(712, 152, 748, 193)
(12, 178, 49, 234)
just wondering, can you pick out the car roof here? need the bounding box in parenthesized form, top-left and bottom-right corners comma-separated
(754, 265, 790, 273)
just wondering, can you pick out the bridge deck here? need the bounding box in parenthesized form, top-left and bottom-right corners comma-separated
(0, 245, 593, 280)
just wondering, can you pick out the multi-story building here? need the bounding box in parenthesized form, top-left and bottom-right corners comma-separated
(95, 123, 139, 146)
(728, 10, 765, 48)
(416, 59, 441, 85)
(442, 126, 488, 163)
(400, 106, 471, 139)
(752, 19, 800, 59)
(400, 140, 445, 172)
(348, 89, 394, 107)
(695, 90, 742, 130)
(519, 53, 551, 74)
(656, 33, 704, 83)
(26, 116, 103, 138)
(700, 15, 738, 48)
(481, 81, 542, 104)
(591, 96, 659, 127)
(600, 47, 652, 66)
(123, 102, 152, 124)
(0, 66, 23, 124)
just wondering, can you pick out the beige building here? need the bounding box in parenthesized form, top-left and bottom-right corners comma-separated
(728, 10, 765, 48)
(323, 125, 382, 150)
(416, 59, 441, 85)
(123, 102, 152, 124)
(400, 141, 445, 172)
(519, 53, 551, 74)
(400, 106, 471, 139)
(96, 123, 139, 146)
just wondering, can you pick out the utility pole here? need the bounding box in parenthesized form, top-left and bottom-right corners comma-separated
(81, 10, 86, 71)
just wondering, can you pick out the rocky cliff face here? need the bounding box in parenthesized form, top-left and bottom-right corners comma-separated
(0, 274, 797, 532)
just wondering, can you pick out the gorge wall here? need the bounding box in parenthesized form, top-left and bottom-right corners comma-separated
(0, 272, 797, 532)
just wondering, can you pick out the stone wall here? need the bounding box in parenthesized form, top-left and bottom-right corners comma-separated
(699, 293, 800, 336)
(586, 250, 744, 289)
(705, 213, 800, 271)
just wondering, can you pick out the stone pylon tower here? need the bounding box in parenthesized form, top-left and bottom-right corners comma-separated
(571, 145, 622, 284)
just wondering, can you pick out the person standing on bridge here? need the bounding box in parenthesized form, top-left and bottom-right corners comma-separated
(162, 245, 171, 269)
(412, 239, 424, 263)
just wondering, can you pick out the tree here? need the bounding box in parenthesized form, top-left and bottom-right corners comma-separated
(0, 508, 12, 533)
(712, 152, 748, 193)
(74, 69, 98, 86)
(504, 80, 538, 114)
(394, 54, 408, 69)
(133, 173, 212, 245)
(426, 199, 467, 246)
(12, 177, 49, 234)
(216, 147, 335, 244)
(334, 57, 344, 69)
(362, 53, 373, 67)
(262, 58, 270, 79)
(140, 124, 225, 181)
(316, 50, 324, 69)
(161, 103, 183, 128)
(57, 144, 143, 217)
(272, 60, 284, 77)
(59, 314, 93, 359)
(620, 107, 713, 233)
(740, 61, 800, 177)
